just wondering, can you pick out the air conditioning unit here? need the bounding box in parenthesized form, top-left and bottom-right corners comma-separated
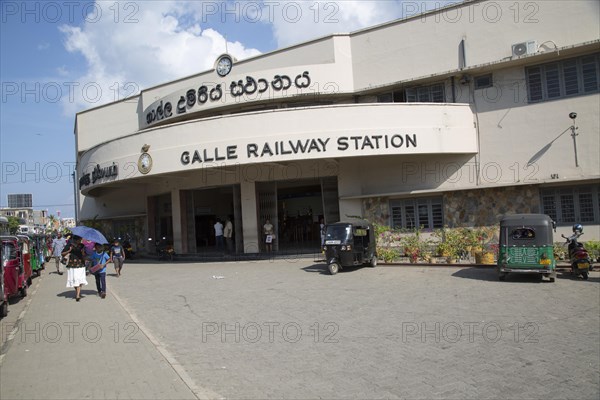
(511, 41, 537, 57)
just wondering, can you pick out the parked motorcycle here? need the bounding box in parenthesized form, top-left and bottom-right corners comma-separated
(562, 224, 593, 280)
(149, 237, 175, 261)
(121, 236, 136, 259)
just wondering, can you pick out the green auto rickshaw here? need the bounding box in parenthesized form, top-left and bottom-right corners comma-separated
(497, 214, 556, 282)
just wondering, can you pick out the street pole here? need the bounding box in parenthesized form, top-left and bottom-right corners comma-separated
(570, 123, 579, 167)
(72, 171, 79, 224)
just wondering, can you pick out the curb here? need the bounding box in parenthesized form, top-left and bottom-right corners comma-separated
(0, 275, 42, 364)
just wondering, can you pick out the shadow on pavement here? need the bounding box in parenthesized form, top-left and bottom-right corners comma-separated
(452, 267, 553, 283)
(56, 289, 99, 299)
(454, 267, 600, 283)
(301, 263, 366, 275)
(302, 263, 329, 275)
(557, 270, 600, 282)
(7, 296, 26, 305)
(451, 268, 499, 281)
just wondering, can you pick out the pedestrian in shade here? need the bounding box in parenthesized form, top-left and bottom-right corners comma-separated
(224, 217, 234, 253)
(263, 219, 274, 253)
(214, 218, 224, 250)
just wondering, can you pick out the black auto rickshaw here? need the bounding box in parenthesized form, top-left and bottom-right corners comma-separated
(322, 220, 377, 275)
(497, 214, 557, 282)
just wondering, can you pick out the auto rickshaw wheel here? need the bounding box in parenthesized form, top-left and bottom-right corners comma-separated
(20, 285, 27, 298)
(549, 275, 556, 283)
(369, 256, 377, 268)
(498, 273, 506, 281)
(582, 271, 589, 280)
(328, 262, 340, 275)
(0, 301, 7, 318)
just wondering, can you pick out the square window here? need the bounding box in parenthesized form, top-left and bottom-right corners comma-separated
(474, 74, 493, 89)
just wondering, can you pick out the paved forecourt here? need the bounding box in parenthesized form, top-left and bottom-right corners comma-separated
(1, 258, 598, 399)
(107, 259, 599, 399)
(0, 268, 198, 399)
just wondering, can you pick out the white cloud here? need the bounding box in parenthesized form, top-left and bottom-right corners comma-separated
(59, 1, 261, 115)
(37, 42, 50, 50)
(266, 0, 405, 48)
(58, 0, 453, 115)
(265, 0, 460, 48)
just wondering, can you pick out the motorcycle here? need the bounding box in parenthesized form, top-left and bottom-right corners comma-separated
(122, 237, 136, 259)
(562, 224, 593, 280)
(149, 237, 175, 261)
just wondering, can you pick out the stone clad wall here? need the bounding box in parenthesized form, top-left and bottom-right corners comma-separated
(363, 197, 390, 226)
(444, 186, 541, 227)
(362, 186, 541, 228)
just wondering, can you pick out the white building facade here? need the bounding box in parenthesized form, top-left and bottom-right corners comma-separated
(75, 0, 600, 254)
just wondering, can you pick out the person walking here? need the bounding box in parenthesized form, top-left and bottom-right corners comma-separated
(62, 236, 87, 301)
(319, 218, 326, 246)
(51, 233, 67, 275)
(110, 238, 126, 277)
(224, 217, 233, 253)
(90, 243, 110, 298)
(214, 219, 224, 250)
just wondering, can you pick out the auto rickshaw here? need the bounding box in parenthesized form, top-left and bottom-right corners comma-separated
(0, 245, 7, 318)
(497, 214, 556, 282)
(28, 234, 45, 277)
(17, 235, 33, 285)
(1, 236, 28, 299)
(322, 220, 377, 275)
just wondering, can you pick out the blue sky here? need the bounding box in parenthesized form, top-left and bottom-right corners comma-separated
(0, 0, 452, 218)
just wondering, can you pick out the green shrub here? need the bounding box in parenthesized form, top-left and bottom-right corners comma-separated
(553, 242, 567, 260)
(585, 240, 600, 261)
(377, 246, 401, 263)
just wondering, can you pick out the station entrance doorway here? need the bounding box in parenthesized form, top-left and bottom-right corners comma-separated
(181, 185, 243, 254)
(256, 177, 339, 252)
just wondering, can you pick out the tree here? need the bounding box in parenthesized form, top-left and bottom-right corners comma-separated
(48, 214, 57, 232)
(7, 216, 20, 234)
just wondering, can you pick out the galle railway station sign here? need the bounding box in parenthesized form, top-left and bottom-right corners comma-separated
(180, 134, 418, 165)
(143, 70, 314, 129)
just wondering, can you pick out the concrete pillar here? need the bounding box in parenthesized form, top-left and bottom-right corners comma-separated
(171, 189, 183, 254)
(146, 196, 156, 254)
(339, 199, 363, 221)
(240, 180, 259, 254)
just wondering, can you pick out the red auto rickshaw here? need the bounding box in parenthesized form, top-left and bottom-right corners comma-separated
(0, 246, 7, 318)
(1, 236, 29, 300)
(16, 235, 33, 286)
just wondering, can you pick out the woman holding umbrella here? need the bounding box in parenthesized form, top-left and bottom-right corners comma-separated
(61, 235, 88, 301)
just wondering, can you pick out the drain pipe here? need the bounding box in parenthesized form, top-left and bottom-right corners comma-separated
(451, 76, 456, 103)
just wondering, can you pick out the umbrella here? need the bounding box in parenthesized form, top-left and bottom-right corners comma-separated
(69, 226, 108, 244)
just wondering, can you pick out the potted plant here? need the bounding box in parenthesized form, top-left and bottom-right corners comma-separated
(377, 246, 401, 263)
(374, 224, 403, 263)
(433, 228, 462, 263)
(422, 250, 434, 264)
(474, 226, 499, 265)
(401, 228, 426, 263)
